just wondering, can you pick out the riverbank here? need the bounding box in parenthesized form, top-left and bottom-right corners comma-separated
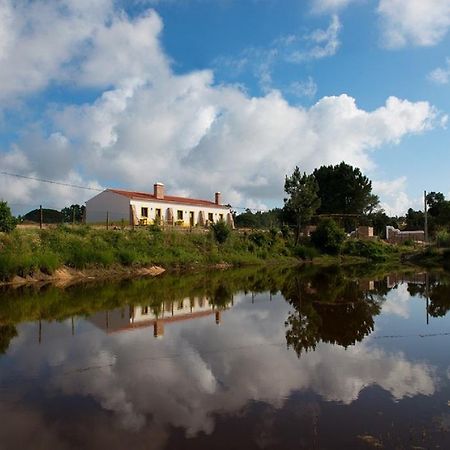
(0, 226, 298, 285)
(0, 226, 425, 286)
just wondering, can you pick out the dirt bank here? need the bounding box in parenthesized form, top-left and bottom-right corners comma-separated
(1, 265, 165, 288)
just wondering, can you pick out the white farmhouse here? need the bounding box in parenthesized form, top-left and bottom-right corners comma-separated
(85, 183, 234, 228)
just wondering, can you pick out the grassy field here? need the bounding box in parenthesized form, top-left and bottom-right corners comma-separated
(0, 226, 298, 281)
(0, 225, 425, 282)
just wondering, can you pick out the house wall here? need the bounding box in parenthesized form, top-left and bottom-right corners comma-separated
(386, 226, 425, 243)
(85, 191, 130, 224)
(130, 199, 230, 226)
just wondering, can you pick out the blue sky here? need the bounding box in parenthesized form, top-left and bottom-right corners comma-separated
(1, 0, 450, 214)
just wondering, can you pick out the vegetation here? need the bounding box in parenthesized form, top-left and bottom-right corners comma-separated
(22, 208, 62, 224)
(0, 226, 297, 281)
(211, 220, 231, 244)
(283, 166, 321, 244)
(310, 219, 346, 255)
(61, 204, 85, 223)
(0, 201, 17, 233)
(313, 162, 379, 215)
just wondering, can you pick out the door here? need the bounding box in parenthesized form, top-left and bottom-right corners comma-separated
(189, 211, 195, 227)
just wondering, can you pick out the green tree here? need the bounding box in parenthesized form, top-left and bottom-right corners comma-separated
(283, 167, 321, 244)
(61, 204, 85, 223)
(313, 162, 377, 215)
(211, 220, 231, 244)
(0, 201, 17, 233)
(310, 218, 346, 254)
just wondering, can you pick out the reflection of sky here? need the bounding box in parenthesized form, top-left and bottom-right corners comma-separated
(1, 282, 449, 448)
(374, 282, 450, 367)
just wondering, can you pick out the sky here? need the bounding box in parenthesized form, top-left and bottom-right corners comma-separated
(0, 0, 450, 215)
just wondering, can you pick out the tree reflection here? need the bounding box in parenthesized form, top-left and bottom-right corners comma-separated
(0, 325, 17, 354)
(283, 267, 385, 357)
(407, 274, 450, 318)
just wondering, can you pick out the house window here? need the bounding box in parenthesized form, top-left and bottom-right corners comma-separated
(141, 207, 148, 217)
(177, 210, 184, 220)
(208, 213, 214, 222)
(155, 208, 161, 218)
(142, 306, 149, 315)
(219, 214, 224, 221)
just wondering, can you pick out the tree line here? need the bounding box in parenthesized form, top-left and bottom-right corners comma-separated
(235, 161, 450, 241)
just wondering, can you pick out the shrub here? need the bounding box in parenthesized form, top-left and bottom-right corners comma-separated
(293, 245, 319, 261)
(436, 230, 450, 248)
(211, 221, 231, 244)
(343, 239, 393, 262)
(0, 201, 17, 233)
(248, 231, 268, 247)
(310, 218, 346, 255)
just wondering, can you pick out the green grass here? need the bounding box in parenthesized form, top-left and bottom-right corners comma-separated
(0, 226, 297, 281)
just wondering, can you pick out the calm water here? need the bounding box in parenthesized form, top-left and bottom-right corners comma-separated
(1, 266, 450, 449)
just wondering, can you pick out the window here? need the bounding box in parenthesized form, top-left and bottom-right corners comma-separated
(155, 208, 161, 218)
(142, 306, 149, 315)
(208, 212, 214, 222)
(177, 210, 183, 220)
(219, 214, 224, 221)
(141, 207, 148, 217)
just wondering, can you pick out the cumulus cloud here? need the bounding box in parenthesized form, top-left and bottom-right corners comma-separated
(378, 0, 450, 48)
(0, 0, 442, 212)
(373, 176, 422, 216)
(429, 58, 450, 85)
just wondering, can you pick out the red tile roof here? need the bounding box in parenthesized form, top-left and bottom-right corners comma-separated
(108, 188, 230, 209)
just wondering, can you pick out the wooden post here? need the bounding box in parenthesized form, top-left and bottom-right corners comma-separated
(39, 205, 43, 229)
(424, 190, 428, 243)
(106, 211, 109, 230)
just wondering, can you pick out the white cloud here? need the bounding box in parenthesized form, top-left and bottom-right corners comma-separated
(311, 0, 358, 14)
(428, 58, 450, 85)
(373, 176, 422, 216)
(378, 0, 450, 48)
(0, 1, 442, 212)
(285, 14, 341, 62)
(286, 77, 318, 99)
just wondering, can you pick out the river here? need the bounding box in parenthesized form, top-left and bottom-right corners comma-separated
(1, 265, 449, 449)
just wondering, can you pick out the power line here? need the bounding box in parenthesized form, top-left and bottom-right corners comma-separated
(1, 171, 273, 213)
(0, 171, 103, 192)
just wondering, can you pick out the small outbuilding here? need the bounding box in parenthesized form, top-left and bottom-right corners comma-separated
(86, 183, 234, 228)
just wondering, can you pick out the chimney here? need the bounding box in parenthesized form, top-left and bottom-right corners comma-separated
(215, 192, 222, 205)
(154, 182, 164, 199)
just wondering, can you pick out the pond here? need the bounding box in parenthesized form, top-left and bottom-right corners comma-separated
(1, 265, 450, 449)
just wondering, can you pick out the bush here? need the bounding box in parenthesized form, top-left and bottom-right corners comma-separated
(211, 221, 231, 244)
(0, 201, 17, 233)
(436, 230, 450, 248)
(343, 239, 393, 262)
(249, 231, 268, 247)
(293, 245, 319, 261)
(310, 218, 346, 255)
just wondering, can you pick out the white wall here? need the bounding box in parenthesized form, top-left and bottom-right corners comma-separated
(133, 296, 214, 323)
(130, 199, 230, 226)
(86, 190, 130, 224)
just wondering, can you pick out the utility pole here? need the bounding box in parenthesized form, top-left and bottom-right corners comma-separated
(424, 190, 428, 243)
(72, 206, 75, 227)
(39, 205, 43, 229)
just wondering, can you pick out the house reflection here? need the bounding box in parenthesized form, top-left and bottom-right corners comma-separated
(88, 296, 231, 337)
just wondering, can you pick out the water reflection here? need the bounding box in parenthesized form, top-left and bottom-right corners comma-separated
(0, 266, 450, 449)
